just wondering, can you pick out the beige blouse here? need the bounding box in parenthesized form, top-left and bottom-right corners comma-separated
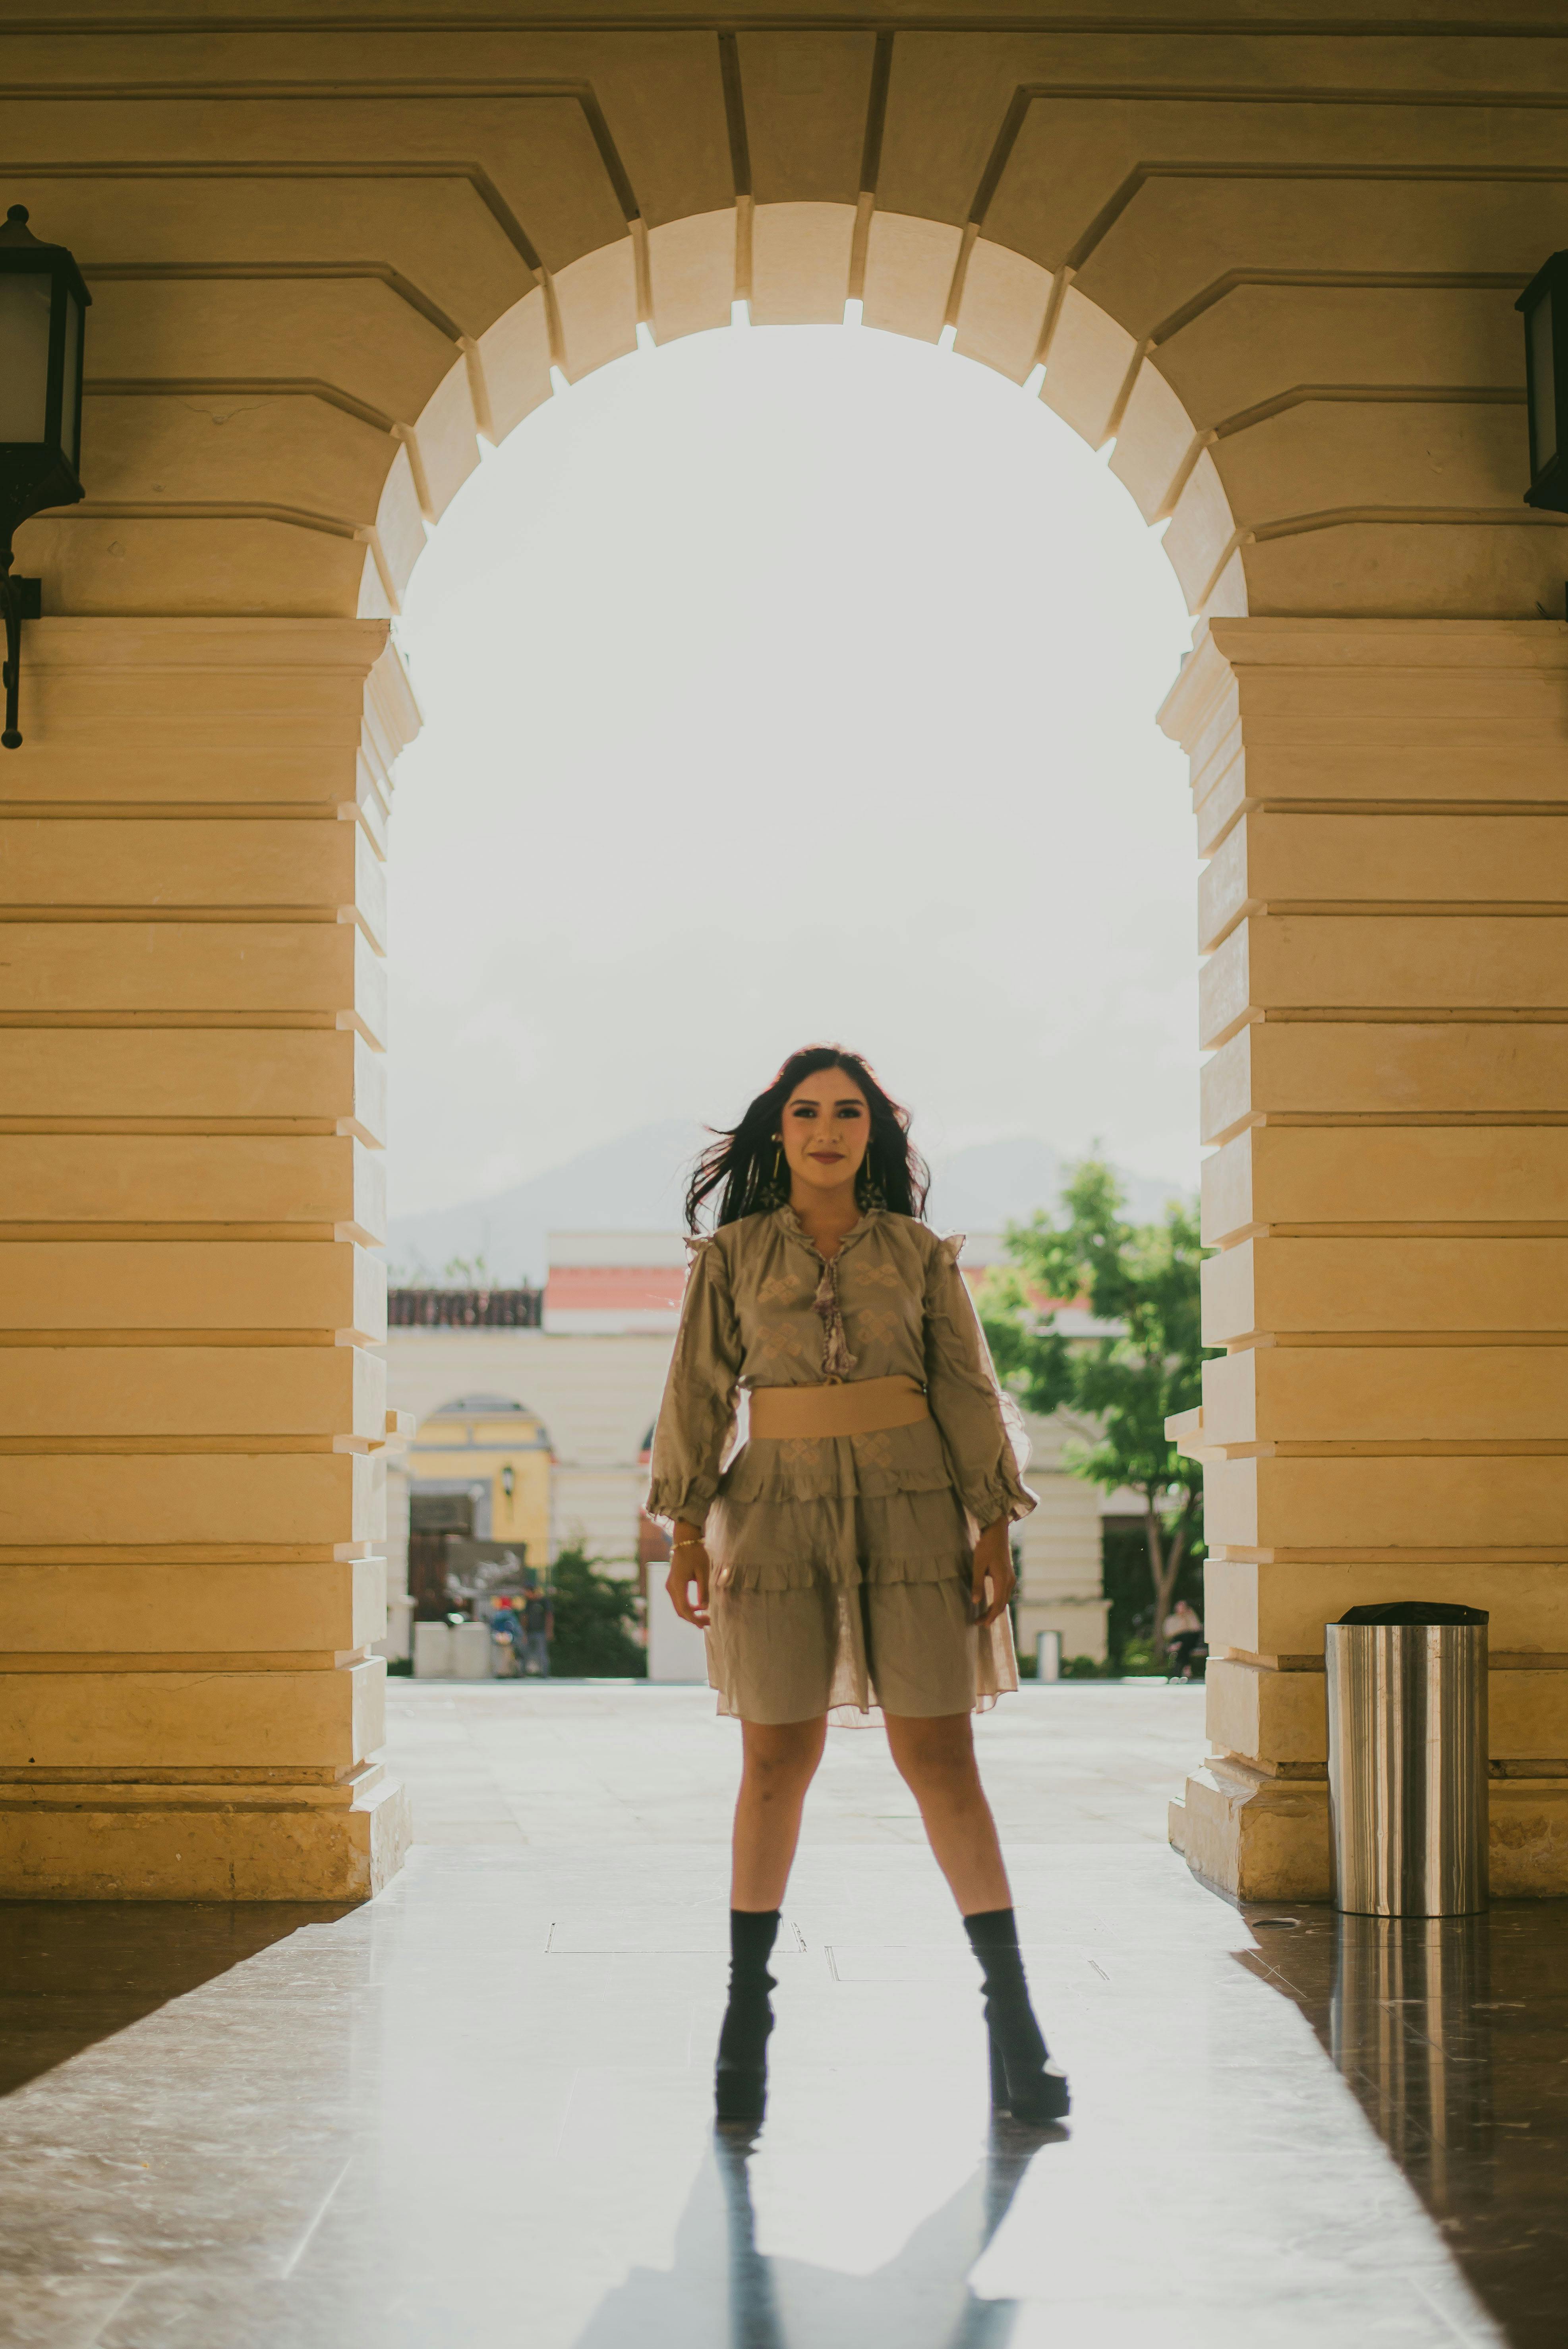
(647, 1207, 1036, 1542)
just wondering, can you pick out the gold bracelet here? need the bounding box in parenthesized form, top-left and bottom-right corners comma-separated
(671, 1535, 705, 1551)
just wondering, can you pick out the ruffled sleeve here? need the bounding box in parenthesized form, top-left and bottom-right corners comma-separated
(646, 1236, 743, 1531)
(922, 1233, 1036, 1528)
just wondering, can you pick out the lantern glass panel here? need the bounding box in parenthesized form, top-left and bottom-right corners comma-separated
(0, 274, 52, 441)
(60, 288, 81, 466)
(1529, 288, 1557, 472)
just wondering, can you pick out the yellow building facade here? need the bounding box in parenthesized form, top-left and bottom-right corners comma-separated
(408, 1397, 551, 1565)
(3, 3, 1567, 1904)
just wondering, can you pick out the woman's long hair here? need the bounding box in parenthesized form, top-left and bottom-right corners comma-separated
(685, 1046, 930, 1232)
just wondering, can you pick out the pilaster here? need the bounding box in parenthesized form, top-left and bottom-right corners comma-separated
(1160, 618, 1568, 1902)
(0, 618, 418, 1898)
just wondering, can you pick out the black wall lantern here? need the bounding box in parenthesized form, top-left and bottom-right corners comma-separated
(0, 203, 90, 748)
(1518, 250, 1568, 516)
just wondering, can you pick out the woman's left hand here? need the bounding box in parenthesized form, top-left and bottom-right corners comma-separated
(971, 1519, 1015, 1628)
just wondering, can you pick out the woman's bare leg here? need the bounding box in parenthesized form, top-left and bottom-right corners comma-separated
(883, 1711, 1011, 1916)
(731, 1716, 828, 1910)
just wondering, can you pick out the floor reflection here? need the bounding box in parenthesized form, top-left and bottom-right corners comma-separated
(1241, 1903, 1568, 2349)
(0, 1899, 352, 2097)
(578, 2123, 1053, 2349)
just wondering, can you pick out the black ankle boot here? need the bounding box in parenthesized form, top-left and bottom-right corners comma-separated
(715, 1908, 781, 2123)
(965, 1908, 1070, 2124)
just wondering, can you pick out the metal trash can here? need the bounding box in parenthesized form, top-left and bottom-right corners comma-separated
(1325, 1601, 1489, 1917)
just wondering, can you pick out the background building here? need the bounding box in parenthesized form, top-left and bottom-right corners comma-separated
(385, 1233, 682, 1664)
(385, 1228, 1111, 1673)
(405, 1395, 551, 1552)
(402, 1393, 550, 1623)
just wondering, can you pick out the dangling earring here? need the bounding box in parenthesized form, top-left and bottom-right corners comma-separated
(858, 1159, 887, 1213)
(770, 1138, 785, 1204)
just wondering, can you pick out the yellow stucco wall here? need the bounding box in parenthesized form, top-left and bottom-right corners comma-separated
(410, 1408, 551, 1563)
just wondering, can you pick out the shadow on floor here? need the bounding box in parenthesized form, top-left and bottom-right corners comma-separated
(1240, 1901, 1568, 2349)
(576, 2121, 1058, 2349)
(0, 1900, 354, 2099)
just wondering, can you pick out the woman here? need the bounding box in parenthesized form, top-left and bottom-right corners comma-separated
(649, 1045, 1069, 2128)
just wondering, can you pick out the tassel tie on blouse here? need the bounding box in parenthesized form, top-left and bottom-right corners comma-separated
(812, 1257, 857, 1380)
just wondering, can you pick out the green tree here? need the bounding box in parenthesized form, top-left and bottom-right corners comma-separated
(547, 1542, 647, 1678)
(980, 1160, 1208, 1663)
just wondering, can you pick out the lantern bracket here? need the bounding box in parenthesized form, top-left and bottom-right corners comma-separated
(0, 562, 39, 751)
(1518, 250, 1568, 514)
(0, 201, 89, 747)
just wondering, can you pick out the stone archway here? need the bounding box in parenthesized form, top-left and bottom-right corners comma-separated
(5, 14, 1567, 1903)
(364, 206, 1247, 634)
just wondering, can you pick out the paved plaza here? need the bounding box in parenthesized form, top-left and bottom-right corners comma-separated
(1, 1683, 1563, 2348)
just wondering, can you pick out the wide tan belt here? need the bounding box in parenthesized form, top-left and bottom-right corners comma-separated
(748, 1375, 930, 1440)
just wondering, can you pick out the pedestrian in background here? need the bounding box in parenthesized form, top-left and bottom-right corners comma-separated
(489, 1601, 523, 1678)
(1164, 1597, 1204, 1680)
(522, 1586, 553, 1677)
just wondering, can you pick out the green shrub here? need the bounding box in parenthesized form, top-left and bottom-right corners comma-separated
(1022, 1651, 1113, 1680)
(1116, 1635, 1162, 1676)
(548, 1544, 647, 1678)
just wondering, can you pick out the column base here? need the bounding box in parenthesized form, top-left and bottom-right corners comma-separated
(1489, 1779, 1568, 1895)
(1172, 1763, 1568, 1901)
(1170, 1759, 1331, 1902)
(0, 1773, 411, 1901)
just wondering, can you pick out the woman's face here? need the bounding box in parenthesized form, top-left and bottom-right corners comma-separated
(779, 1066, 872, 1196)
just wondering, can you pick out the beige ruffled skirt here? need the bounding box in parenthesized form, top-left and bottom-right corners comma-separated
(704, 1436, 1020, 1725)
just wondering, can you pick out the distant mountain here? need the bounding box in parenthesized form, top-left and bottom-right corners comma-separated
(387, 1122, 703, 1285)
(387, 1123, 1189, 1285)
(922, 1136, 1184, 1236)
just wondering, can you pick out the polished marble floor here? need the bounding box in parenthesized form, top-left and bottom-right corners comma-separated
(1, 1683, 1563, 2348)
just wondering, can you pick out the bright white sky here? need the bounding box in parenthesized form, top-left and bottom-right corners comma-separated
(387, 317, 1200, 1220)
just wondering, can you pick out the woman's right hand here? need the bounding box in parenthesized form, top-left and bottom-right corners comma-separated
(667, 1529, 712, 1629)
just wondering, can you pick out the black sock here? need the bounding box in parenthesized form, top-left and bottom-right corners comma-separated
(964, 1908, 1048, 2058)
(964, 1905, 1027, 1981)
(963, 1905, 1020, 1955)
(719, 1909, 781, 2068)
(729, 1906, 782, 1990)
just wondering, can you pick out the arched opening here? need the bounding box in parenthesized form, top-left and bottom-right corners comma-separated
(379, 266, 1207, 1710)
(383, 302, 1201, 1235)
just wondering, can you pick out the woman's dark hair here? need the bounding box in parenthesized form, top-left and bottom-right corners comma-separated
(685, 1045, 930, 1232)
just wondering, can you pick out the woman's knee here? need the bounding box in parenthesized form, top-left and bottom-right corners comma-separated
(740, 1718, 824, 1796)
(886, 1718, 980, 1802)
